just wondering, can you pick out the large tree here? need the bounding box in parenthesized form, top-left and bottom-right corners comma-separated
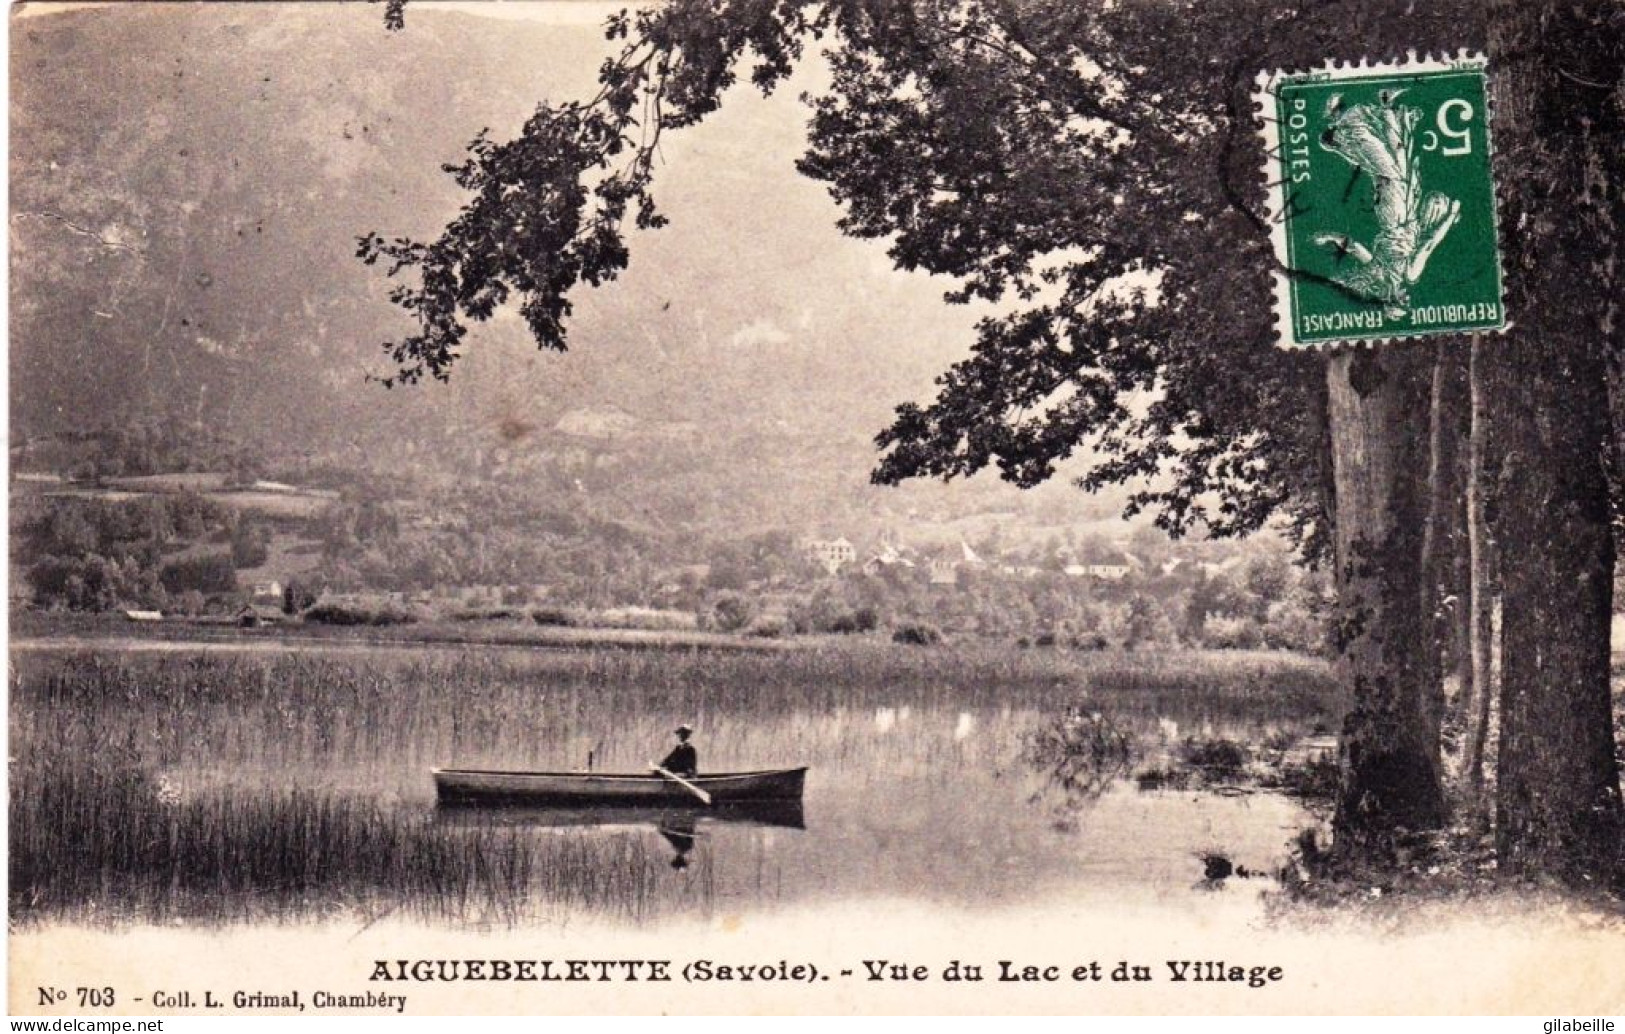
(1323, 346, 1449, 848)
(365, 0, 1621, 876)
(1484, 0, 1623, 883)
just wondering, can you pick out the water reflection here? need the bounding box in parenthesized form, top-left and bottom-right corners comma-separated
(434, 799, 806, 870)
(658, 817, 696, 869)
(954, 712, 975, 741)
(1022, 707, 1136, 813)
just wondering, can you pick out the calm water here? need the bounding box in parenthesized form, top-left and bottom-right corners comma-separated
(11, 641, 1336, 928)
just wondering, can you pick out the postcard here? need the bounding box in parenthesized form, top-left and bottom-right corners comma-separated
(9, 0, 1623, 1017)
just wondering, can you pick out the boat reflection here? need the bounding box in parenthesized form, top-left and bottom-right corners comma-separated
(434, 799, 806, 869)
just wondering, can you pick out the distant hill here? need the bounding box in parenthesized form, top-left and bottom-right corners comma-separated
(10, 3, 1141, 541)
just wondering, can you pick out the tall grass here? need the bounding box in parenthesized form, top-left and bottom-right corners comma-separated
(11, 753, 702, 927)
(11, 641, 1339, 927)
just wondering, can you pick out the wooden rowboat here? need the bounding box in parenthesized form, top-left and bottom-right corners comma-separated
(433, 799, 805, 831)
(432, 766, 807, 806)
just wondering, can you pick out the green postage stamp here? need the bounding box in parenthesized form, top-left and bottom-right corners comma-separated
(1257, 54, 1506, 348)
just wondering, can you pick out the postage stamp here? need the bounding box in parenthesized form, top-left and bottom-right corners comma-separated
(1257, 54, 1506, 348)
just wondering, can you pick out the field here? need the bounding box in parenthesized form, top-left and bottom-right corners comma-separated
(206, 490, 331, 519)
(10, 640, 1343, 929)
(28, 476, 335, 520)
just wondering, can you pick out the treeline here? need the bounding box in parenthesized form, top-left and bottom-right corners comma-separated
(14, 482, 1330, 655)
(695, 553, 1331, 651)
(300, 483, 678, 606)
(18, 494, 267, 612)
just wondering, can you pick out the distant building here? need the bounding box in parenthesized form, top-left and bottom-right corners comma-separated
(1063, 547, 1141, 581)
(1065, 563, 1131, 581)
(802, 537, 856, 575)
(999, 564, 1044, 579)
(928, 557, 960, 586)
(862, 544, 915, 577)
(249, 580, 284, 602)
(1099, 563, 1132, 579)
(1199, 557, 1246, 578)
(236, 604, 283, 628)
(124, 610, 163, 622)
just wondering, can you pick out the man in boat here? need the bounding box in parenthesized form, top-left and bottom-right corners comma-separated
(659, 724, 698, 777)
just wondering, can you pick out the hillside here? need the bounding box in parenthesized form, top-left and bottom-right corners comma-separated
(10, 2, 1141, 541)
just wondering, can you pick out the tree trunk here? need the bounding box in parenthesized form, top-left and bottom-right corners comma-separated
(1487, 0, 1624, 884)
(1463, 335, 1498, 811)
(1449, 390, 1474, 782)
(1420, 342, 1469, 773)
(1327, 346, 1448, 854)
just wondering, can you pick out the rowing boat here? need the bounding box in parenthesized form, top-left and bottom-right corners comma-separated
(431, 766, 807, 805)
(432, 799, 806, 830)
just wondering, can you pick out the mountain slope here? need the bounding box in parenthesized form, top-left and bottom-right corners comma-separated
(10, 3, 1128, 535)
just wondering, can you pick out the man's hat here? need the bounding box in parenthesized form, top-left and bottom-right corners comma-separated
(675, 724, 693, 736)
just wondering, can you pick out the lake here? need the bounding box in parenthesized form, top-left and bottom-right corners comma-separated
(9, 639, 1340, 929)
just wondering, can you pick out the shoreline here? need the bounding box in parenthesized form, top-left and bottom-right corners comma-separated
(6, 610, 800, 655)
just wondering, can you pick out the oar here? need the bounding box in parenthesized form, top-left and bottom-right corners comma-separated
(650, 763, 712, 805)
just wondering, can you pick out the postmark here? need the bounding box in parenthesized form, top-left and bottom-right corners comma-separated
(1257, 54, 1506, 348)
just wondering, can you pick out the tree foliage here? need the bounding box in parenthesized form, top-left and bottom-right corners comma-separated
(363, 0, 1489, 555)
(158, 552, 238, 596)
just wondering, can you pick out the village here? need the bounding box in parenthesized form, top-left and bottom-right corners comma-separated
(8, 445, 1316, 650)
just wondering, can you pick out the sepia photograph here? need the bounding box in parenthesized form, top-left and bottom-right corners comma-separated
(7, 0, 1625, 1017)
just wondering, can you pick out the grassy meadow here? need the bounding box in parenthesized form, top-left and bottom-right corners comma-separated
(10, 640, 1343, 927)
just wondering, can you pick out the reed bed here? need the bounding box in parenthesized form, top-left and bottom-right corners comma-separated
(11, 641, 1339, 927)
(9, 750, 705, 926)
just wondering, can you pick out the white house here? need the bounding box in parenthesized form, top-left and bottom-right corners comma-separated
(803, 537, 857, 575)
